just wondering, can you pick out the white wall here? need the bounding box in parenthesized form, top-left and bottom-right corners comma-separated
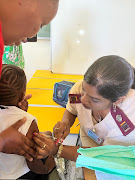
(22, 39, 50, 81)
(51, 0, 135, 75)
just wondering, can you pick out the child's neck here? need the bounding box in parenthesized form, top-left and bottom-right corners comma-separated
(0, 101, 18, 107)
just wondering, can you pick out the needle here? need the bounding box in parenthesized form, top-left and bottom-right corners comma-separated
(75, 122, 80, 127)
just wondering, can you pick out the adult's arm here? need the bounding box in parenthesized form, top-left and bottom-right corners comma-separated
(60, 145, 80, 161)
(53, 109, 77, 141)
(33, 132, 86, 162)
(53, 80, 82, 141)
(0, 118, 37, 161)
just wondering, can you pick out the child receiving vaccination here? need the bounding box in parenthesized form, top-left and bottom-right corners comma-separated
(0, 64, 56, 179)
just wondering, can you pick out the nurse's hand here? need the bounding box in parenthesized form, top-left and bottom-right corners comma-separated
(33, 132, 58, 159)
(53, 121, 70, 145)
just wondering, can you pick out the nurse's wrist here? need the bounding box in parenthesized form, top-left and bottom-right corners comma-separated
(62, 119, 71, 128)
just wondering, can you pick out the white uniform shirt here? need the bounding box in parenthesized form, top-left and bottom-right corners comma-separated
(0, 106, 37, 179)
(66, 80, 135, 146)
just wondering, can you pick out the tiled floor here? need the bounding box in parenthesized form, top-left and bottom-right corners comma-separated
(26, 70, 83, 145)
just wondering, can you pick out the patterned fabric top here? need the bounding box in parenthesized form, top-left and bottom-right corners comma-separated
(3, 45, 24, 69)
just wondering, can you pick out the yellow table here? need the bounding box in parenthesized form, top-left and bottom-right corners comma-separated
(26, 70, 83, 133)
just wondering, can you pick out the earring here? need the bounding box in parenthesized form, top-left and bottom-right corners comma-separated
(113, 104, 116, 112)
(120, 100, 123, 107)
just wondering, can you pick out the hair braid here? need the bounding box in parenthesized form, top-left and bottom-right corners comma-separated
(0, 64, 26, 105)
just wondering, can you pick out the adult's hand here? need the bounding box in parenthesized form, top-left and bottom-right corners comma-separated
(53, 121, 70, 142)
(53, 110, 76, 144)
(0, 118, 36, 161)
(33, 132, 58, 159)
(18, 94, 32, 112)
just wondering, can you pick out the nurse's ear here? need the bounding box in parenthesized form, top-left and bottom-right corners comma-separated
(113, 96, 126, 106)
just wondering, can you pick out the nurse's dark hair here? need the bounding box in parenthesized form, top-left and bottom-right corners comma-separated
(0, 64, 26, 105)
(84, 55, 135, 103)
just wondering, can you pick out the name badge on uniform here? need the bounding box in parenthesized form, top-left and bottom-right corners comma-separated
(69, 94, 81, 103)
(87, 129, 102, 145)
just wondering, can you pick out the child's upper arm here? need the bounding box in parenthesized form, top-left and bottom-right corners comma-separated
(26, 119, 39, 140)
(26, 120, 49, 174)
